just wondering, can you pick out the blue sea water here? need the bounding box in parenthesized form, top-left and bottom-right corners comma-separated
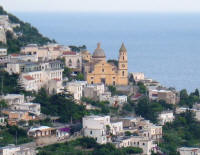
(14, 12, 200, 92)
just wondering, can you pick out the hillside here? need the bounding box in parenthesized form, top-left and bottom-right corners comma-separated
(0, 6, 55, 54)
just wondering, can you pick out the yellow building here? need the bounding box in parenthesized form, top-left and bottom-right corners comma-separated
(84, 43, 128, 86)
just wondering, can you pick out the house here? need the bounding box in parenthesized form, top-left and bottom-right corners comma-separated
(131, 72, 145, 82)
(9, 53, 38, 62)
(1, 94, 24, 105)
(83, 84, 105, 100)
(46, 78, 64, 94)
(158, 111, 174, 125)
(12, 102, 41, 116)
(109, 95, 127, 107)
(177, 147, 200, 155)
(99, 92, 111, 102)
(0, 48, 7, 56)
(56, 127, 70, 141)
(19, 60, 64, 91)
(20, 44, 66, 61)
(149, 89, 178, 104)
(113, 136, 157, 155)
(0, 144, 36, 155)
(28, 126, 56, 138)
(62, 51, 82, 71)
(65, 81, 87, 100)
(82, 115, 123, 144)
(2, 110, 37, 126)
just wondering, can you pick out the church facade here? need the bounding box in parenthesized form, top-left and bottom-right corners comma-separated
(84, 43, 128, 86)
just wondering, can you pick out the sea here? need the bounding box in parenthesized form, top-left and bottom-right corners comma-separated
(14, 12, 200, 92)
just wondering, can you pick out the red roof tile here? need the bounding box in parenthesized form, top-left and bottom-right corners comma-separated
(63, 51, 77, 55)
(23, 75, 34, 81)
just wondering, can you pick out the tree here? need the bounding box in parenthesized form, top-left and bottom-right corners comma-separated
(137, 82, 147, 94)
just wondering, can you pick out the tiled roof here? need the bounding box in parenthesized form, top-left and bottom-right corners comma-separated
(63, 51, 77, 55)
(23, 75, 34, 81)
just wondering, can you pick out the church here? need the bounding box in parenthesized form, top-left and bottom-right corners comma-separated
(83, 43, 128, 86)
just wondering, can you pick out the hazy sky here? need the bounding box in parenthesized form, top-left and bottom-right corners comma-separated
(1, 0, 200, 13)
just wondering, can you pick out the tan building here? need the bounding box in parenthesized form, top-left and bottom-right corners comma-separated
(84, 43, 128, 86)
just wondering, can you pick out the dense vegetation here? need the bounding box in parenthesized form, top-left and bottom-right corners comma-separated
(37, 137, 143, 155)
(0, 70, 25, 95)
(135, 97, 173, 123)
(0, 6, 55, 54)
(33, 88, 87, 123)
(160, 110, 200, 154)
(0, 125, 33, 146)
(179, 89, 200, 107)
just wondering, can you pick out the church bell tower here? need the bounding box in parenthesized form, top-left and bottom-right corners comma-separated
(118, 43, 128, 85)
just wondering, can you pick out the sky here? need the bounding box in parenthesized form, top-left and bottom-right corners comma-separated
(1, 0, 200, 13)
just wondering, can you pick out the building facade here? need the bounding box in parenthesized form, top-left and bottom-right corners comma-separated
(84, 43, 128, 86)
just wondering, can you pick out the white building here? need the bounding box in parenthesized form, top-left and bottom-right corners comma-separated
(46, 79, 64, 94)
(1, 94, 24, 105)
(114, 136, 157, 155)
(109, 95, 127, 107)
(82, 115, 123, 144)
(18, 60, 64, 92)
(83, 84, 105, 100)
(158, 111, 174, 125)
(0, 144, 36, 155)
(178, 147, 200, 155)
(62, 51, 82, 71)
(149, 89, 177, 104)
(12, 102, 41, 116)
(9, 53, 38, 62)
(99, 92, 112, 102)
(0, 48, 7, 56)
(131, 72, 145, 82)
(65, 81, 87, 100)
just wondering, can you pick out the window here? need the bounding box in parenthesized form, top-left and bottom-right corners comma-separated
(123, 56, 124, 60)
(90, 131, 92, 135)
(68, 59, 72, 67)
(113, 81, 116, 85)
(122, 71, 125, 76)
(77, 59, 80, 67)
(91, 81, 94, 84)
(102, 68, 104, 72)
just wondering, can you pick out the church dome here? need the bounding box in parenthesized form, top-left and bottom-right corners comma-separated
(93, 43, 106, 58)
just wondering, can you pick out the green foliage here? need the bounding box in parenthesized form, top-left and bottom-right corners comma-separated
(179, 89, 200, 108)
(137, 82, 147, 94)
(122, 146, 143, 154)
(0, 70, 27, 95)
(77, 137, 98, 149)
(38, 137, 143, 155)
(0, 6, 54, 54)
(0, 126, 32, 146)
(75, 72, 84, 81)
(69, 45, 87, 52)
(108, 86, 117, 96)
(125, 131, 132, 136)
(160, 110, 200, 154)
(135, 97, 173, 123)
(63, 67, 73, 79)
(81, 97, 110, 115)
(33, 88, 87, 123)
